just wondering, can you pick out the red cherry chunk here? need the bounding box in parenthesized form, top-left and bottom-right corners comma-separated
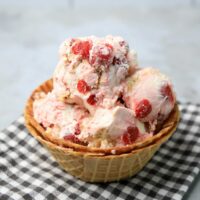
(135, 99, 152, 118)
(90, 43, 113, 65)
(77, 80, 90, 94)
(64, 134, 88, 145)
(161, 84, 174, 103)
(71, 40, 92, 59)
(122, 126, 139, 145)
(64, 134, 80, 143)
(87, 94, 97, 105)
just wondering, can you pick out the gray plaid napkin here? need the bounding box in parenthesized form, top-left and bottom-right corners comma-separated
(0, 102, 200, 200)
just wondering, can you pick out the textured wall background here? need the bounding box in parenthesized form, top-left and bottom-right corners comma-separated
(0, 0, 200, 129)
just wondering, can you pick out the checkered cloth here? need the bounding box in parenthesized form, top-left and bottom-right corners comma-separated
(0, 102, 200, 200)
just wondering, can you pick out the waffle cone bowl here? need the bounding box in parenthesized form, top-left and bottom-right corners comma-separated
(24, 79, 180, 182)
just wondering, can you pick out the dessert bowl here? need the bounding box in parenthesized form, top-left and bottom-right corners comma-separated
(24, 79, 180, 182)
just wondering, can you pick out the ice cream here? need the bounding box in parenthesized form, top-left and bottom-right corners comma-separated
(33, 35, 176, 148)
(79, 106, 149, 148)
(33, 92, 89, 141)
(123, 68, 176, 130)
(53, 35, 138, 114)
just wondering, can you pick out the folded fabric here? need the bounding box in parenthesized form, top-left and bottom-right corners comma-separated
(0, 102, 200, 200)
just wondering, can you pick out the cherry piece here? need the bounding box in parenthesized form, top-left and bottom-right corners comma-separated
(64, 134, 87, 145)
(122, 126, 139, 145)
(135, 99, 152, 118)
(77, 80, 90, 94)
(127, 126, 139, 141)
(161, 84, 174, 103)
(71, 40, 92, 59)
(90, 43, 113, 66)
(64, 134, 80, 143)
(87, 94, 97, 105)
(122, 132, 130, 145)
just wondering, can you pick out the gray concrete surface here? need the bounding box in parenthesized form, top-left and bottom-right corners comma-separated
(0, 0, 199, 199)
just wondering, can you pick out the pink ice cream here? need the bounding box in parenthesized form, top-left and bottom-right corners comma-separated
(33, 92, 88, 139)
(123, 68, 176, 129)
(79, 106, 149, 148)
(33, 36, 176, 148)
(53, 36, 138, 114)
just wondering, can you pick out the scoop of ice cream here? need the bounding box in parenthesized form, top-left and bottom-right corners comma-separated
(33, 92, 88, 138)
(79, 106, 150, 148)
(123, 68, 176, 125)
(53, 36, 138, 114)
(33, 35, 176, 149)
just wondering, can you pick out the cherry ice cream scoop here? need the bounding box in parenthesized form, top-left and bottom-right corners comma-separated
(33, 36, 176, 148)
(123, 68, 176, 124)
